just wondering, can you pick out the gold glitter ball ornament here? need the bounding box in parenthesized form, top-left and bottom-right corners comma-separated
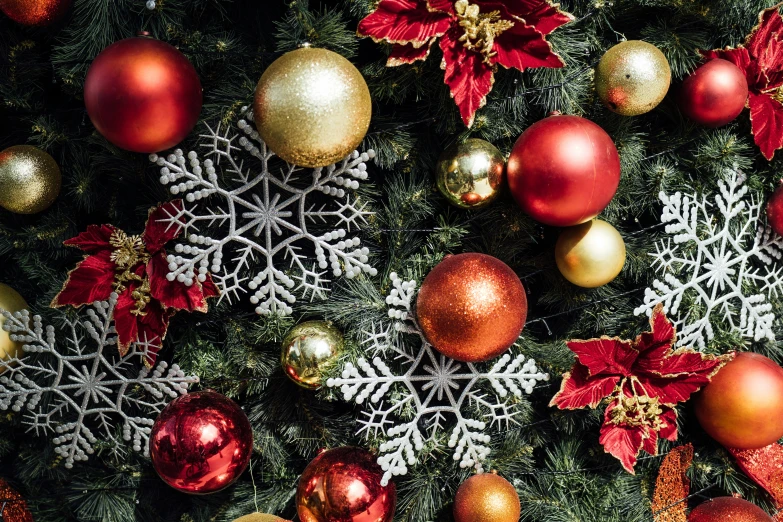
(0, 282, 29, 370)
(0, 145, 62, 214)
(555, 219, 626, 288)
(281, 321, 345, 389)
(253, 47, 372, 168)
(233, 514, 289, 522)
(436, 139, 505, 209)
(595, 40, 671, 116)
(453, 473, 520, 522)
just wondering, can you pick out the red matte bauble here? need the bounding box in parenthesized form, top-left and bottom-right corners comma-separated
(766, 183, 783, 236)
(688, 497, 772, 522)
(507, 114, 621, 227)
(680, 59, 748, 127)
(84, 37, 202, 153)
(296, 447, 396, 522)
(150, 391, 253, 494)
(416, 253, 527, 362)
(694, 352, 783, 449)
(0, 0, 71, 26)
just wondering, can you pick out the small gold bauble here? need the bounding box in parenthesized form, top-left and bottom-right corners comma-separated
(233, 513, 288, 522)
(253, 47, 372, 168)
(0, 145, 61, 214)
(281, 320, 344, 389)
(0, 283, 29, 366)
(453, 473, 520, 522)
(436, 139, 505, 209)
(595, 40, 671, 116)
(555, 219, 626, 288)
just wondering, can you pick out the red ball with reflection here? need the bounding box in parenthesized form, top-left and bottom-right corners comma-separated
(297, 447, 396, 522)
(150, 391, 253, 494)
(688, 497, 772, 522)
(84, 36, 202, 153)
(0, 0, 71, 26)
(766, 183, 783, 236)
(507, 114, 621, 227)
(680, 59, 748, 127)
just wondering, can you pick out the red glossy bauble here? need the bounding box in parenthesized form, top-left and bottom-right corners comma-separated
(694, 352, 783, 449)
(766, 183, 783, 236)
(680, 59, 748, 127)
(0, 0, 71, 26)
(688, 497, 772, 522)
(507, 114, 621, 227)
(416, 253, 527, 362)
(150, 391, 253, 494)
(296, 447, 396, 522)
(84, 36, 202, 153)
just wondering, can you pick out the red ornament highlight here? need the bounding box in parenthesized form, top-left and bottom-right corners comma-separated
(766, 183, 783, 236)
(688, 497, 772, 522)
(0, 0, 71, 26)
(680, 59, 748, 127)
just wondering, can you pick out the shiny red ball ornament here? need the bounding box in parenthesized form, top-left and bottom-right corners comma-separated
(680, 59, 749, 127)
(150, 391, 253, 494)
(297, 447, 396, 522)
(694, 352, 783, 449)
(416, 253, 527, 362)
(688, 497, 772, 522)
(766, 183, 783, 236)
(84, 36, 202, 153)
(0, 0, 71, 26)
(507, 114, 621, 227)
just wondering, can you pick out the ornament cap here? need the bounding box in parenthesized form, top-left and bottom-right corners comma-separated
(137, 31, 152, 37)
(548, 110, 563, 116)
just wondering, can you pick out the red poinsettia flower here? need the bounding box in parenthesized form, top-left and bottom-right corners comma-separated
(550, 305, 733, 473)
(51, 201, 219, 366)
(358, 0, 573, 127)
(702, 5, 783, 160)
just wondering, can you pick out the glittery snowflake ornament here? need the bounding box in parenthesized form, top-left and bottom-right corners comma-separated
(149, 110, 377, 315)
(0, 294, 198, 468)
(634, 169, 783, 349)
(327, 273, 548, 486)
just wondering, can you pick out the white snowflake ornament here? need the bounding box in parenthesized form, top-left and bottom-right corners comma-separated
(149, 110, 377, 315)
(327, 273, 548, 486)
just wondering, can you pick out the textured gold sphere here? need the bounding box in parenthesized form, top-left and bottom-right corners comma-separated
(436, 139, 505, 209)
(555, 219, 626, 288)
(0, 145, 61, 214)
(595, 40, 671, 116)
(233, 514, 288, 522)
(0, 283, 28, 367)
(253, 47, 372, 168)
(453, 473, 520, 522)
(281, 321, 344, 389)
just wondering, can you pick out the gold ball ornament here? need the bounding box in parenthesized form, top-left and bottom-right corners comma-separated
(281, 321, 344, 389)
(253, 47, 372, 168)
(0, 145, 61, 214)
(233, 514, 289, 522)
(436, 139, 505, 209)
(555, 219, 626, 288)
(453, 473, 520, 522)
(0, 283, 28, 365)
(595, 40, 671, 116)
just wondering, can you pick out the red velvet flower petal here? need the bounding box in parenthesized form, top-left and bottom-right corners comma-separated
(63, 224, 116, 254)
(426, 0, 454, 14)
(201, 274, 220, 298)
(749, 91, 783, 160)
(747, 5, 783, 89)
(549, 364, 619, 410)
(439, 28, 495, 127)
(142, 200, 184, 254)
(599, 403, 645, 474)
(658, 407, 678, 442)
(113, 290, 141, 357)
(136, 302, 171, 367)
(51, 252, 116, 307)
(493, 22, 567, 71)
(565, 337, 637, 378)
(476, 0, 573, 35)
(147, 252, 212, 312)
(358, 0, 452, 45)
(388, 41, 436, 66)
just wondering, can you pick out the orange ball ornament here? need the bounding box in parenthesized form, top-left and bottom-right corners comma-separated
(0, 0, 71, 26)
(694, 352, 783, 449)
(453, 473, 520, 522)
(416, 253, 527, 363)
(688, 497, 772, 522)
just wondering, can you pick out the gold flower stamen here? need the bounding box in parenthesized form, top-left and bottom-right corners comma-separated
(454, 0, 515, 63)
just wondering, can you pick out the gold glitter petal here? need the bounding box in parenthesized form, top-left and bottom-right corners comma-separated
(0, 145, 62, 214)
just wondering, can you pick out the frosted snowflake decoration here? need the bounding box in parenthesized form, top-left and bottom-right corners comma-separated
(149, 111, 377, 315)
(634, 170, 783, 349)
(0, 294, 198, 468)
(327, 273, 548, 486)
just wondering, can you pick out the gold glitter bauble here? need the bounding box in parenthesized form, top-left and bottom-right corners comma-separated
(233, 514, 288, 522)
(0, 145, 61, 214)
(436, 139, 505, 209)
(253, 47, 372, 168)
(453, 473, 520, 522)
(595, 40, 671, 116)
(555, 219, 626, 288)
(281, 321, 344, 389)
(0, 283, 29, 369)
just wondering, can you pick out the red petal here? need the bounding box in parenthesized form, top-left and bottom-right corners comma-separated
(641, 426, 659, 456)
(114, 290, 140, 357)
(439, 27, 495, 127)
(426, 0, 454, 14)
(201, 274, 220, 298)
(747, 5, 783, 89)
(549, 364, 618, 410)
(658, 407, 678, 442)
(599, 405, 644, 474)
(388, 41, 436, 66)
(637, 352, 729, 405)
(143, 200, 184, 254)
(492, 21, 567, 71)
(476, 0, 574, 35)
(147, 252, 212, 312)
(51, 252, 116, 307)
(63, 225, 116, 254)
(749, 92, 783, 160)
(357, 0, 452, 45)
(565, 337, 637, 378)
(136, 302, 171, 367)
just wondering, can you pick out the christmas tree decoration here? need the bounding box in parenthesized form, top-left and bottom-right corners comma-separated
(595, 40, 671, 116)
(679, 59, 748, 127)
(150, 113, 376, 316)
(0, 478, 33, 522)
(635, 170, 783, 350)
(551, 305, 732, 473)
(436, 138, 505, 209)
(507, 114, 621, 226)
(51, 201, 218, 366)
(357, 0, 574, 127)
(688, 498, 772, 522)
(766, 182, 783, 236)
(728, 444, 783, 513)
(416, 253, 527, 362)
(555, 219, 626, 288)
(0, 294, 197, 468)
(651, 445, 693, 522)
(0, 0, 71, 26)
(150, 390, 253, 494)
(253, 47, 371, 168)
(0, 145, 61, 214)
(84, 36, 202, 153)
(0, 283, 27, 365)
(233, 515, 288, 522)
(694, 352, 783, 449)
(297, 447, 396, 522)
(453, 473, 520, 522)
(327, 273, 547, 485)
(281, 320, 344, 389)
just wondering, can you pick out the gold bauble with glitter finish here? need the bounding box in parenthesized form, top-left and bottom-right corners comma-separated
(436, 139, 505, 209)
(555, 219, 626, 288)
(0, 145, 61, 214)
(595, 40, 671, 116)
(453, 473, 520, 522)
(253, 47, 372, 168)
(0, 283, 28, 367)
(233, 514, 289, 522)
(281, 321, 344, 389)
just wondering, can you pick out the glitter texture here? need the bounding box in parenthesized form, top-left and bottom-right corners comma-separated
(0, 478, 32, 522)
(651, 444, 693, 522)
(0, 0, 71, 26)
(453, 473, 520, 522)
(688, 498, 773, 522)
(0, 145, 61, 214)
(729, 444, 783, 510)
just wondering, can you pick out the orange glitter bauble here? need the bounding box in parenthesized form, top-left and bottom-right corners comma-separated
(0, 0, 71, 26)
(416, 253, 527, 363)
(0, 478, 33, 522)
(688, 497, 772, 522)
(453, 473, 520, 522)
